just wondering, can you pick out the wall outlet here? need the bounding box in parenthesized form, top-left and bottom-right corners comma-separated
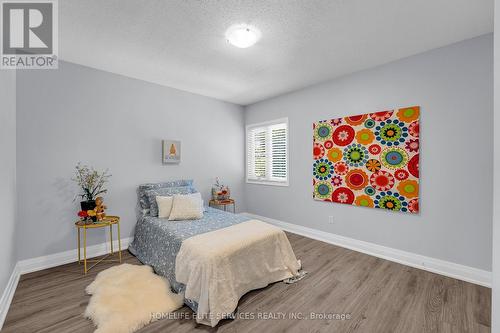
(328, 216, 335, 224)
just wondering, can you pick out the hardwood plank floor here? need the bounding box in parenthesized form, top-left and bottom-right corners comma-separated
(2, 232, 491, 333)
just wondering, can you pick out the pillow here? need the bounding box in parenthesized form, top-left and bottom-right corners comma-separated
(146, 186, 196, 217)
(137, 180, 194, 210)
(156, 196, 174, 218)
(168, 192, 204, 221)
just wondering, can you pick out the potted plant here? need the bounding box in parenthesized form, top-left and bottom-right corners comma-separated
(73, 163, 111, 214)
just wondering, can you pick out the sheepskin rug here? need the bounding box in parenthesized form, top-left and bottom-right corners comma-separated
(85, 264, 184, 333)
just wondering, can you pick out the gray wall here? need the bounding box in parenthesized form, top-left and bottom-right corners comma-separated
(244, 34, 493, 271)
(16, 61, 245, 260)
(0, 71, 17, 293)
(493, 1, 499, 330)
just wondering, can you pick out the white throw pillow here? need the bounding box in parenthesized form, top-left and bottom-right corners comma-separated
(156, 196, 174, 218)
(168, 192, 204, 221)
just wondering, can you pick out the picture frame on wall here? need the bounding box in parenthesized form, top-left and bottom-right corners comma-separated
(162, 140, 181, 164)
(313, 106, 420, 214)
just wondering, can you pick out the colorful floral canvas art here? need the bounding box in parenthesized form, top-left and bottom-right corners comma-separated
(313, 107, 420, 213)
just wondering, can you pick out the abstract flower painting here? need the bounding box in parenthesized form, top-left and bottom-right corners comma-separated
(313, 106, 420, 213)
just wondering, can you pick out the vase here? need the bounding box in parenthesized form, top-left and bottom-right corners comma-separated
(80, 200, 96, 211)
(80, 200, 97, 222)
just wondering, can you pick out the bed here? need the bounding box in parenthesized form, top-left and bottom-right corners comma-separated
(129, 184, 304, 327)
(129, 207, 250, 298)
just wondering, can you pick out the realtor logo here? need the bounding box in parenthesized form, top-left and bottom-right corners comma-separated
(1, 0, 58, 69)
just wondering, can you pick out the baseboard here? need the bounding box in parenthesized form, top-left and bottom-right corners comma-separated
(18, 237, 133, 274)
(0, 263, 20, 330)
(241, 212, 492, 288)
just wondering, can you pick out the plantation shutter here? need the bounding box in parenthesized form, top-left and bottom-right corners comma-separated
(246, 119, 288, 185)
(247, 127, 267, 180)
(270, 123, 287, 181)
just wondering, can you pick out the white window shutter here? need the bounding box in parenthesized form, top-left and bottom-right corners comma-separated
(246, 119, 288, 185)
(270, 123, 287, 180)
(247, 128, 267, 179)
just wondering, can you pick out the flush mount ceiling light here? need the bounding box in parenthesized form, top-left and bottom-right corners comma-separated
(225, 24, 261, 48)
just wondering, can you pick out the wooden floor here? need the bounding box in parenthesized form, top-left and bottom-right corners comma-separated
(3, 232, 491, 333)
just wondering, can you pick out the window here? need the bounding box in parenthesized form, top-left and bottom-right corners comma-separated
(246, 118, 288, 186)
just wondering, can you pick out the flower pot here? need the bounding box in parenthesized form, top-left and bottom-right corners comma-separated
(80, 200, 97, 221)
(80, 200, 96, 211)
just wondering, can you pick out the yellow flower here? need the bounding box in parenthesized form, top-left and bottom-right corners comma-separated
(87, 210, 96, 217)
(397, 106, 420, 123)
(397, 180, 419, 198)
(355, 129, 375, 145)
(327, 148, 343, 163)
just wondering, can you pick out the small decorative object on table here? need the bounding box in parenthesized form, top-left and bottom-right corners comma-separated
(94, 196, 107, 221)
(73, 163, 111, 223)
(209, 198, 236, 213)
(211, 177, 230, 200)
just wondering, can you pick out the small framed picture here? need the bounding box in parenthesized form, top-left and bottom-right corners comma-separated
(162, 140, 181, 164)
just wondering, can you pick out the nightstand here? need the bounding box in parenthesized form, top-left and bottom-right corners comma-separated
(209, 198, 236, 213)
(75, 215, 122, 274)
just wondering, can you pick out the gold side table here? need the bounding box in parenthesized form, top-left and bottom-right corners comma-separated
(75, 215, 122, 274)
(209, 199, 236, 213)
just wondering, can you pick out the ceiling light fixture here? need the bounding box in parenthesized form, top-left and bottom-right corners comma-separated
(225, 24, 261, 48)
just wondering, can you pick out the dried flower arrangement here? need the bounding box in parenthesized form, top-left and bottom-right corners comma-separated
(73, 163, 111, 201)
(73, 163, 111, 223)
(212, 177, 230, 201)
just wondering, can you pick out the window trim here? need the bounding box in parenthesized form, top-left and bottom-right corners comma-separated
(246, 117, 289, 187)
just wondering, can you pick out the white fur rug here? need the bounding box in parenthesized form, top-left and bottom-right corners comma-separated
(85, 264, 184, 333)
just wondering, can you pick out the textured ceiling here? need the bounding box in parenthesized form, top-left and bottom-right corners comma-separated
(59, 0, 493, 105)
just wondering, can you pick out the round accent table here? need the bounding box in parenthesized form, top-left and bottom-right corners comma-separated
(75, 215, 122, 274)
(208, 199, 236, 213)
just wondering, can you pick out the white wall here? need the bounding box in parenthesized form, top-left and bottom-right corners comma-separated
(0, 71, 17, 294)
(492, 1, 499, 331)
(15, 61, 245, 260)
(244, 34, 493, 271)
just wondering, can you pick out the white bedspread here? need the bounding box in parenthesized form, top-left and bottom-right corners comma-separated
(175, 219, 301, 326)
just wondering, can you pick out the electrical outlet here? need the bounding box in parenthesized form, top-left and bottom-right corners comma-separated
(328, 216, 335, 224)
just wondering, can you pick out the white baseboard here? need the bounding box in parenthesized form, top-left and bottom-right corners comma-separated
(241, 212, 492, 288)
(18, 237, 133, 274)
(0, 263, 20, 330)
(0, 237, 132, 330)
